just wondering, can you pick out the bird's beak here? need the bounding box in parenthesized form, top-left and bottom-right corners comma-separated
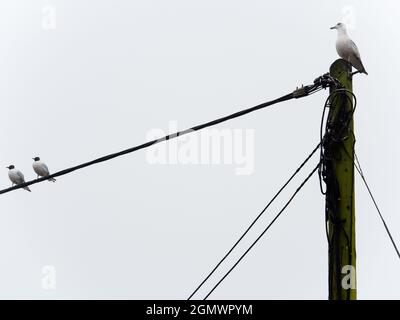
(330, 26, 336, 30)
(32, 158, 35, 160)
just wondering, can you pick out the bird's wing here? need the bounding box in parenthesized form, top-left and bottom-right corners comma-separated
(42, 163, 50, 174)
(17, 171, 25, 182)
(349, 39, 361, 59)
(348, 39, 367, 74)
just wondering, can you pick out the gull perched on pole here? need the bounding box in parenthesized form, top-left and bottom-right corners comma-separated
(330, 22, 368, 75)
(32, 157, 56, 182)
(6, 165, 31, 192)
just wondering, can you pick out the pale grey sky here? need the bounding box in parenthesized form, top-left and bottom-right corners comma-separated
(0, 0, 399, 299)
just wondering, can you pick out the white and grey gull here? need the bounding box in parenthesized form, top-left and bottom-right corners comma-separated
(331, 22, 368, 75)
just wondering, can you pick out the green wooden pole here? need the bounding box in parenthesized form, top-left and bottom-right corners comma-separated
(325, 59, 356, 300)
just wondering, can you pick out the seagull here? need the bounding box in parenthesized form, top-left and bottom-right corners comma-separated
(330, 22, 368, 75)
(6, 165, 31, 192)
(32, 157, 56, 182)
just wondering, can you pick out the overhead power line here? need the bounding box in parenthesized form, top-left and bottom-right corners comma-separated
(354, 153, 400, 261)
(0, 74, 333, 195)
(187, 142, 321, 300)
(203, 163, 320, 300)
(338, 143, 400, 262)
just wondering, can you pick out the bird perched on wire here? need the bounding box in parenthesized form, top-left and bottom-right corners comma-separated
(32, 157, 56, 182)
(330, 22, 368, 75)
(6, 165, 31, 192)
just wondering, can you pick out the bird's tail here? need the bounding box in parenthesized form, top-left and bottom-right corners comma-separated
(24, 186, 31, 192)
(360, 62, 368, 75)
(48, 177, 56, 182)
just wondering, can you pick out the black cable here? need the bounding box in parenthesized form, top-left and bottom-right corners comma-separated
(203, 163, 319, 300)
(0, 82, 325, 195)
(336, 137, 400, 264)
(319, 87, 357, 298)
(187, 142, 321, 300)
(319, 88, 357, 249)
(319, 88, 357, 195)
(354, 153, 400, 261)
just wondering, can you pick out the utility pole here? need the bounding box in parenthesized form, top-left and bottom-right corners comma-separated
(323, 59, 356, 300)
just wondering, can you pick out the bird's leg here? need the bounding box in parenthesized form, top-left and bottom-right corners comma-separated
(348, 70, 361, 80)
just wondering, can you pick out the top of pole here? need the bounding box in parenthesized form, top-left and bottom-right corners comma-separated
(330, 59, 353, 90)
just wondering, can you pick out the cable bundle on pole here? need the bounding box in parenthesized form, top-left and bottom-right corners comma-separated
(320, 59, 357, 300)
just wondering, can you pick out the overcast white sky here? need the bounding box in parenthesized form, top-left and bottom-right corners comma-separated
(0, 0, 399, 299)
